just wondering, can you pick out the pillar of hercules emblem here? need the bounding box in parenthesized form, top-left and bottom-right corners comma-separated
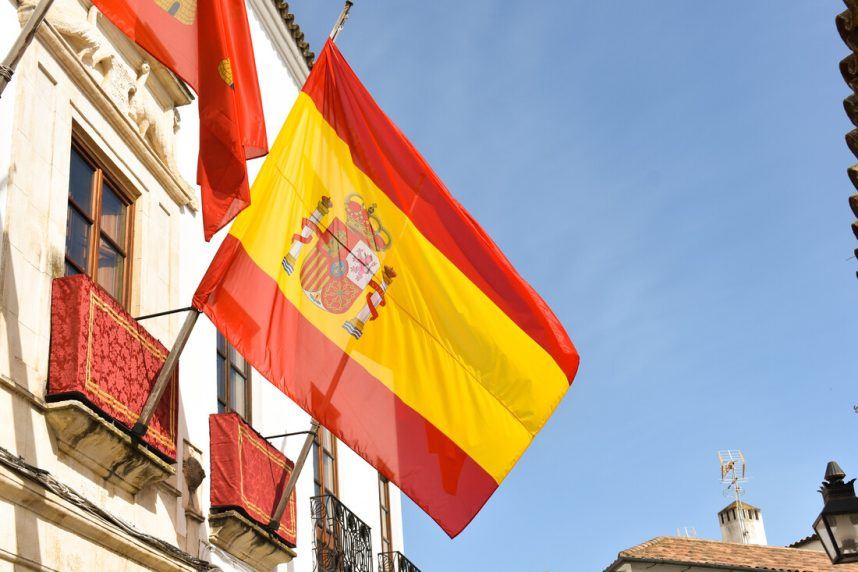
(282, 196, 333, 276)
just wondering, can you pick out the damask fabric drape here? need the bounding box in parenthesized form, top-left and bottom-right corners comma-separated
(90, 0, 268, 240)
(194, 40, 579, 538)
(48, 275, 178, 459)
(209, 413, 297, 546)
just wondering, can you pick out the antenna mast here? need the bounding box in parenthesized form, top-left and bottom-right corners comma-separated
(718, 450, 749, 544)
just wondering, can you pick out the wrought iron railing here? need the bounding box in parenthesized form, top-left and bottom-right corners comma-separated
(311, 494, 373, 572)
(378, 551, 421, 572)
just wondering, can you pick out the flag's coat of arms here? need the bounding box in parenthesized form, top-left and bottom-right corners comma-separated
(282, 195, 395, 339)
(193, 41, 579, 539)
(153, 0, 196, 25)
(217, 59, 234, 88)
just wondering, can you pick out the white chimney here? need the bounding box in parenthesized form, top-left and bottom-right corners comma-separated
(718, 501, 767, 545)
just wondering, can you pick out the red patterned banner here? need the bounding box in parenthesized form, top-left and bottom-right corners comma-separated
(210, 413, 297, 546)
(47, 275, 178, 460)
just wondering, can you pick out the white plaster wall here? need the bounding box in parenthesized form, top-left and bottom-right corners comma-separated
(719, 507, 768, 546)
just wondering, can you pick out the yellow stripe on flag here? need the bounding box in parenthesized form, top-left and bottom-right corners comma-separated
(229, 94, 569, 482)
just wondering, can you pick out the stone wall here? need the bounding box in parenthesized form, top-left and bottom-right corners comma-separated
(0, 0, 195, 567)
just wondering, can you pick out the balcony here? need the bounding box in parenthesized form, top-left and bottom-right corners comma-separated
(378, 552, 421, 572)
(45, 275, 177, 494)
(311, 494, 373, 572)
(209, 413, 298, 570)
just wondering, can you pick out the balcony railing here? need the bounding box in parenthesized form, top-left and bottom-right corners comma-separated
(378, 551, 421, 572)
(311, 494, 373, 572)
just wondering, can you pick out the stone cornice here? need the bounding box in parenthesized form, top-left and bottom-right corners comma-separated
(0, 447, 208, 570)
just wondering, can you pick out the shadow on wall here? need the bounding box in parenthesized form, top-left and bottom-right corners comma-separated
(1, 229, 44, 567)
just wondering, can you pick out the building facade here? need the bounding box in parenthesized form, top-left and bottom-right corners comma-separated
(0, 1, 415, 570)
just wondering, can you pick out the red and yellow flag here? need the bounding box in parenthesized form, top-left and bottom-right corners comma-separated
(193, 41, 579, 537)
(91, 0, 268, 240)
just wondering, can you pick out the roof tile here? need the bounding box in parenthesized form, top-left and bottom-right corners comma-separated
(272, 1, 315, 68)
(608, 536, 858, 572)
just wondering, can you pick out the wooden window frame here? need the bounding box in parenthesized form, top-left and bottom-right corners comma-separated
(313, 428, 339, 499)
(216, 333, 252, 423)
(66, 139, 135, 308)
(378, 473, 393, 554)
(313, 428, 339, 553)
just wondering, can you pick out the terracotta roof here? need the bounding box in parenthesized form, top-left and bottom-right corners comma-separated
(788, 533, 820, 549)
(605, 536, 858, 572)
(836, 4, 858, 261)
(271, 1, 315, 68)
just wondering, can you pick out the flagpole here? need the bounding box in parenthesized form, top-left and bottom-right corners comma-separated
(132, 308, 201, 437)
(268, 419, 320, 530)
(0, 0, 56, 98)
(266, 2, 356, 531)
(329, 0, 354, 42)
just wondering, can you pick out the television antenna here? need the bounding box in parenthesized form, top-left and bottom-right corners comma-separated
(676, 527, 698, 538)
(718, 449, 750, 543)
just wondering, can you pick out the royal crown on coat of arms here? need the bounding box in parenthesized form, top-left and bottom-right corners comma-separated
(282, 195, 395, 340)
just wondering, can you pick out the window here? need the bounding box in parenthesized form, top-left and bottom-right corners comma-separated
(313, 427, 338, 498)
(313, 427, 339, 563)
(378, 473, 392, 554)
(65, 144, 134, 305)
(216, 333, 251, 421)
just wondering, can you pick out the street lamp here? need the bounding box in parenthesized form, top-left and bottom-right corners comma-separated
(814, 461, 858, 564)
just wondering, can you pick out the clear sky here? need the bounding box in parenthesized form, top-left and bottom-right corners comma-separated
(287, 2, 857, 569)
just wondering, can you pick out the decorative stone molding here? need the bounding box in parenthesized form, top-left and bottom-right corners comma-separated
(208, 509, 297, 571)
(18, 0, 198, 210)
(45, 400, 175, 495)
(183, 441, 206, 520)
(0, 446, 207, 571)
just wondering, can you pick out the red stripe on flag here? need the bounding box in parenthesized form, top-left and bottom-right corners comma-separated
(194, 236, 499, 537)
(302, 42, 579, 383)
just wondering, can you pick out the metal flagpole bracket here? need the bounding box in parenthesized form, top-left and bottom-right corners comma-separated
(131, 307, 201, 438)
(268, 419, 320, 531)
(135, 306, 196, 321)
(0, 0, 57, 97)
(329, 1, 354, 43)
(263, 430, 314, 441)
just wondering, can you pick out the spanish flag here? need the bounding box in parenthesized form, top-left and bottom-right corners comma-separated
(193, 41, 579, 537)
(91, 0, 267, 240)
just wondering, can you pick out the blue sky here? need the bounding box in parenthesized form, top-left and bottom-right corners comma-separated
(288, 2, 858, 569)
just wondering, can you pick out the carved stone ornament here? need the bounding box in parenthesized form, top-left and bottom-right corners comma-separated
(18, 0, 116, 81)
(16, 0, 190, 182)
(183, 455, 206, 513)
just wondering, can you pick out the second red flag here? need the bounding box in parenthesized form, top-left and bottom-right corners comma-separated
(91, 0, 268, 240)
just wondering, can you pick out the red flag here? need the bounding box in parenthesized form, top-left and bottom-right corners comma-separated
(91, 0, 268, 240)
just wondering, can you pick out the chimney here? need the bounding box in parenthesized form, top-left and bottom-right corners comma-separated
(718, 501, 767, 545)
